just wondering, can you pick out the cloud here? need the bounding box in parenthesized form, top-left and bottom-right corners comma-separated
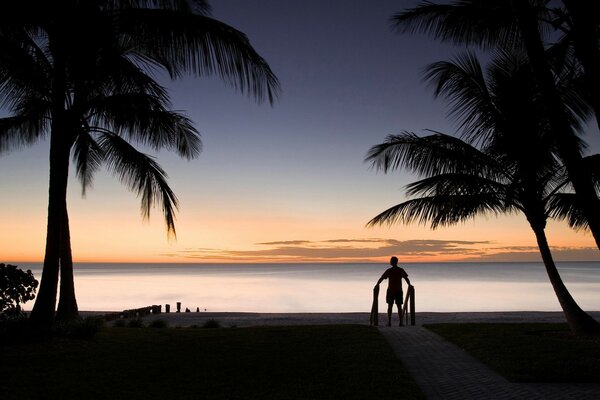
(174, 238, 496, 262)
(255, 240, 311, 246)
(168, 237, 600, 262)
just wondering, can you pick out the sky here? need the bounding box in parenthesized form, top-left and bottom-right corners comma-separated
(1, 0, 600, 264)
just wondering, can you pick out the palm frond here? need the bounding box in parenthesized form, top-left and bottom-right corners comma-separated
(87, 93, 202, 159)
(97, 132, 179, 237)
(391, 0, 520, 49)
(365, 131, 504, 180)
(405, 173, 507, 199)
(116, 10, 280, 104)
(547, 193, 588, 231)
(104, 0, 211, 14)
(73, 131, 105, 196)
(423, 53, 499, 144)
(0, 113, 48, 154)
(367, 194, 507, 230)
(83, 53, 170, 103)
(0, 33, 51, 111)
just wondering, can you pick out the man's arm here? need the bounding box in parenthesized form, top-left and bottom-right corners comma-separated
(375, 271, 387, 286)
(402, 269, 411, 286)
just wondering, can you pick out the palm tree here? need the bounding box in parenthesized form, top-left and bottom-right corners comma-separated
(392, 0, 600, 255)
(559, 0, 600, 131)
(0, 0, 280, 327)
(366, 52, 599, 335)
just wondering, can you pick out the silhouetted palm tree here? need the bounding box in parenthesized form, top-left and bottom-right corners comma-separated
(392, 0, 600, 256)
(559, 1, 600, 131)
(366, 52, 599, 334)
(0, 0, 280, 327)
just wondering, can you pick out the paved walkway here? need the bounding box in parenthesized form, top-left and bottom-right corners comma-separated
(380, 326, 600, 400)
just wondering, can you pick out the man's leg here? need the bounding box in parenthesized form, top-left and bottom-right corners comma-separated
(397, 303, 403, 326)
(387, 303, 393, 326)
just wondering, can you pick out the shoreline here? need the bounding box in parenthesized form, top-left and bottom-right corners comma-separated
(83, 310, 600, 328)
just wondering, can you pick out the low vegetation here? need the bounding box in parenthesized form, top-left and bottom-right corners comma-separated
(425, 323, 600, 382)
(1, 325, 424, 400)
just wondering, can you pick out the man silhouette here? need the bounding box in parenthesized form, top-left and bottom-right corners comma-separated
(375, 256, 411, 326)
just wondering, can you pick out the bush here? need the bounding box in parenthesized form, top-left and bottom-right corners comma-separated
(149, 319, 168, 328)
(54, 317, 104, 339)
(0, 263, 38, 320)
(202, 319, 221, 329)
(127, 318, 144, 328)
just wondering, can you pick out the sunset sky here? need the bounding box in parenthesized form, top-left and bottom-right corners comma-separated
(1, 0, 600, 264)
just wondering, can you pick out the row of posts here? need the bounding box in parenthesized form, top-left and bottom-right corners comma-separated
(163, 302, 206, 313)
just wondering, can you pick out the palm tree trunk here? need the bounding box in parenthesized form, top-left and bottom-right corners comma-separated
(562, 0, 600, 132)
(56, 209, 79, 322)
(510, 0, 600, 251)
(531, 224, 599, 335)
(29, 127, 71, 328)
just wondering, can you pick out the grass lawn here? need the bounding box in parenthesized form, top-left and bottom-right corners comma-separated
(425, 323, 600, 383)
(1, 324, 424, 400)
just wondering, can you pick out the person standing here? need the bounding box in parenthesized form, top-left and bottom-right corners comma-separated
(375, 256, 411, 326)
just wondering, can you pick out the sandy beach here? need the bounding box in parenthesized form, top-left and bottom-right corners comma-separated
(101, 310, 600, 328)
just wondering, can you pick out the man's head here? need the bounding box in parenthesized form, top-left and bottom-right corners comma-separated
(390, 256, 398, 266)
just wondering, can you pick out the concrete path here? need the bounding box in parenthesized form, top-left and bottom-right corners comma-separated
(380, 326, 600, 400)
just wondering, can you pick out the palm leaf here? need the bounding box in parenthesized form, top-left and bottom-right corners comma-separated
(0, 113, 48, 154)
(423, 53, 499, 144)
(391, 0, 521, 49)
(365, 131, 505, 180)
(97, 132, 179, 237)
(73, 131, 105, 196)
(367, 194, 507, 229)
(405, 173, 508, 199)
(87, 93, 201, 159)
(116, 9, 280, 104)
(547, 193, 588, 231)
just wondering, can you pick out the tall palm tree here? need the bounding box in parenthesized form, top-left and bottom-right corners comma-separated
(366, 52, 599, 335)
(559, 0, 600, 131)
(392, 0, 600, 255)
(0, 0, 280, 327)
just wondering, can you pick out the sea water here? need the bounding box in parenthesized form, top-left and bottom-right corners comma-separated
(20, 262, 600, 313)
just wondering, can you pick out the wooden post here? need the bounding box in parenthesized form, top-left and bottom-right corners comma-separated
(402, 290, 410, 325)
(165, 304, 170, 313)
(370, 285, 379, 326)
(409, 285, 415, 326)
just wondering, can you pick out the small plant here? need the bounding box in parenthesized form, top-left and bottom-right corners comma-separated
(54, 317, 104, 339)
(202, 319, 221, 329)
(127, 318, 144, 328)
(149, 319, 168, 328)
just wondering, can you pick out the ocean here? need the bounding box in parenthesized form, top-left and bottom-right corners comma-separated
(20, 262, 600, 313)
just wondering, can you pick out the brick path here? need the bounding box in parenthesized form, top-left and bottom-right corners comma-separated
(380, 326, 600, 400)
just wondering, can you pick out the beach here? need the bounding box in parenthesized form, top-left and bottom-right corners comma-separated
(105, 310, 600, 328)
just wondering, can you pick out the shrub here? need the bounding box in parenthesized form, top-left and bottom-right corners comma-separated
(149, 319, 168, 328)
(0, 263, 38, 320)
(127, 318, 144, 328)
(54, 317, 104, 339)
(202, 319, 221, 329)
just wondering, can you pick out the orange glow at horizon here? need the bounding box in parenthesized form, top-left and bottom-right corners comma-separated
(3, 204, 599, 264)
